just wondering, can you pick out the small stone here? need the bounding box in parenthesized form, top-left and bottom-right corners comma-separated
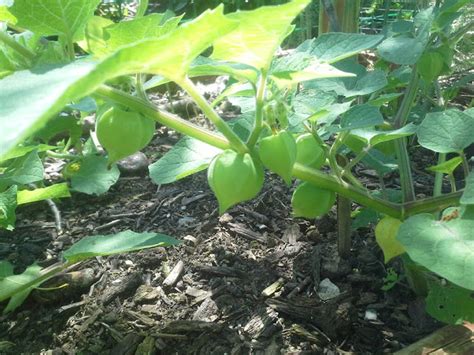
(317, 278, 340, 301)
(133, 285, 160, 303)
(117, 152, 149, 175)
(364, 309, 378, 321)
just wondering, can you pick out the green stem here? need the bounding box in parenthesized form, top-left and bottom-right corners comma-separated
(178, 77, 248, 154)
(93, 85, 230, 150)
(433, 153, 446, 197)
(448, 174, 457, 192)
(135, 74, 150, 102)
(46, 151, 78, 160)
(329, 131, 349, 182)
(394, 66, 419, 203)
(0, 30, 35, 61)
(342, 146, 370, 177)
(459, 151, 470, 179)
(247, 71, 268, 148)
(293, 163, 402, 219)
(136, 0, 149, 17)
(403, 191, 463, 217)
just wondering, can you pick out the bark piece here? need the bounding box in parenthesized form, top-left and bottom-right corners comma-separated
(266, 296, 354, 338)
(395, 323, 474, 355)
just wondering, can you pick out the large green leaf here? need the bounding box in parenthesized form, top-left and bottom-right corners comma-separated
(149, 137, 222, 185)
(397, 214, 474, 290)
(417, 109, 474, 153)
(0, 185, 16, 230)
(211, 0, 310, 71)
(0, 61, 98, 159)
(298, 33, 383, 63)
(9, 0, 101, 42)
(70, 155, 120, 195)
(0, 7, 238, 160)
(63, 230, 180, 264)
(0, 151, 43, 190)
(17, 183, 70, 205)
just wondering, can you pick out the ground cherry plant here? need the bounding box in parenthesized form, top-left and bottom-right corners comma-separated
(0, 0, 473, 323)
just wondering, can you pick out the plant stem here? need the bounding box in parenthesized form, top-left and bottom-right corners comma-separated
(46, 151, 78, 160)
(393, 66, 419, 203)
(433, 153, 446, 197)
(0, 30, 35, 61)
(247, 71, 268, 148)
(403, 190, 463, 217)
(459, 151, 470, 178)
(342, 146, 370, 177)
(293, 163, 402, 218)
(448, 174, 457, 192)
(178, 77, 248, 154)
(93, 85, 230, 150)
(136, 0, 149, 17)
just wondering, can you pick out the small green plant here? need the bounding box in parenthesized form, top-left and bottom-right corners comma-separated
(0, 0, 473, 324)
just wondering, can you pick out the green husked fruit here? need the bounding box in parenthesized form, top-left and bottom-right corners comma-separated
(258, 130, 296, 185)
(291, 182, 335, 218)
(96, 106, 155, 164)
(295, 133, 325, 169)
(375, 216, 405, 263)
(208, 150, 264, 214)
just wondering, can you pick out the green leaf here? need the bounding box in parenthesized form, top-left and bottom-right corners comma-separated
(298, 33, 383, 63)
(0, 144, 54, 163)
(0, 61, 98, 160)
(427, 157, 462, 175)
(0, 7, 239, 160)
(17, 183, 70, 205)
(340, 104, 384, 131)
(350, 123, 417, 147)
(0, 260, 13, 279)
(0, 263, 43, 313)
(100, 13, 182, 57)
(304, 60, 387, 98)
(368, 93, 403, 107)
(397, 214, 474, 290)
(149, 136, 221, 185)
(63, 230, 180, 264)
(461, 174, 474, 205)
(417, 109, 474, 153)
(0, 185, 16, 230)
(35, 114, 82, 144)
(0, 151, 43, 190)
(378, 35, 426, 65)
(426, 280, 474, 324)
(77, 15, 114, 54)
(70, 155, 120, 195)
(211, 0, 310, 71)
(9, 0, 101, 42)
(271, 62, 355, 88)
